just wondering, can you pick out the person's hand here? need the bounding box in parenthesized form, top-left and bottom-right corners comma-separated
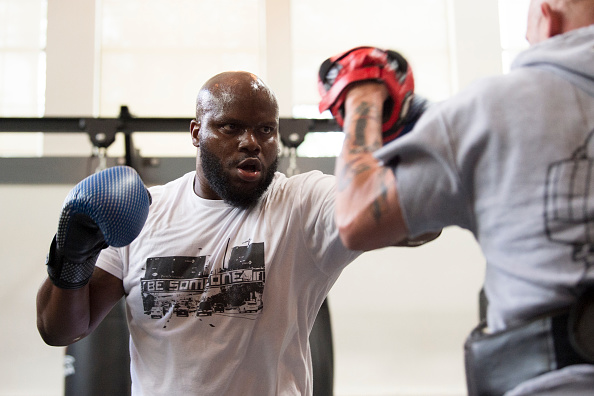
(318, 46, 415, 144)
(46, 166, 151, 289)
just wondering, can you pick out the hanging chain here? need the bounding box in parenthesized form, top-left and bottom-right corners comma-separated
(286, 146, 300, 177)
(94, 146, 108, 173)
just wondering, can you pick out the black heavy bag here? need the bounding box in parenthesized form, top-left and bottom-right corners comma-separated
(64, 298, 131, 396)
(310, 298, 334, 396)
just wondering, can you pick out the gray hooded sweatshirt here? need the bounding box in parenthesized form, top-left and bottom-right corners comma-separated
(378, 25, 594, 394)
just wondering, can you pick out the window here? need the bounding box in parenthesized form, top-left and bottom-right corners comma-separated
(0, 0, 534, 158)
(99, 0, 264, 157)
(292, 0, 452, 156)
(499, 0, 531, 72)
(100, 0, 263, 118)
(0, 0, 46, 117)
(292, 0, 453, 113)
(0, 0, 47, 157)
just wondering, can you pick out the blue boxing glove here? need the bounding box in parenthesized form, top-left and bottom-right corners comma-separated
(46, 166, 151, 289)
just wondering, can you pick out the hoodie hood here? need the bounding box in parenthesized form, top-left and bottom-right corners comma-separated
(512, 24, 594, 97)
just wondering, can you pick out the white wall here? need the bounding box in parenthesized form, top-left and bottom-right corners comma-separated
(0, 185, 73, 396)
(0, 0, 505, 394)
(329, 229, 485, 396)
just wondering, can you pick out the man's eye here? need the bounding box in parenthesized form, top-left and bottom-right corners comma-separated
(222, 124, 238, 132)
(260, 126, 274, 134)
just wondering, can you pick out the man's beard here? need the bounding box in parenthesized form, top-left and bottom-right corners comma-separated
(200, 143, 278, 209)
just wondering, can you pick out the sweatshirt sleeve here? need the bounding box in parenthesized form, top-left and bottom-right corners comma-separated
(378, 100, 476, 237)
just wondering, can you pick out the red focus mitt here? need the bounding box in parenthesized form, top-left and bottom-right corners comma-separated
(318, 46, 415, 144)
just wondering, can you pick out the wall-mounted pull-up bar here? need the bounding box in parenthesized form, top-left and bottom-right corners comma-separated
(0, 106, 341, 185)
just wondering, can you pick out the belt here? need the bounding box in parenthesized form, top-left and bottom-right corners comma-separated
(464, 287, 594, 396)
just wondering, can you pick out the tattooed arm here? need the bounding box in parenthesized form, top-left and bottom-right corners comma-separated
(335, 82, 439, 251)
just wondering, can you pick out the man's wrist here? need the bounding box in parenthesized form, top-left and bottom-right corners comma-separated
(46, 235, 96, 290)
(345, 82, 388, 108)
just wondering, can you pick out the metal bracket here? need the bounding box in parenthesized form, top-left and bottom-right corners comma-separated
(278, 118, 340, 148)
(0, 109, 342, 182)
(80, 117, 122, 149)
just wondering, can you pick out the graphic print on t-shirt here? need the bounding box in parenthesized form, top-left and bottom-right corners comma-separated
(140, 240, 265, 321)
(544, 128, 594, 280)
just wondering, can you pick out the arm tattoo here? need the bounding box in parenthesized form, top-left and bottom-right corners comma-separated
(346, 101, 382, 151)
(353, 102, 371, 147)
(338, 99, 388, 210)
(371, 168, 391, 223)
(337, 158, 371, 192)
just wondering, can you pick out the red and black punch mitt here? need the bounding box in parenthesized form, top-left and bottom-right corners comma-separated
(318, 46, 415, 144)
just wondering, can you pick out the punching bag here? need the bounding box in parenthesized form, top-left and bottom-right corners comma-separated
(310, 298, 334, 396)
(64, 298, 131, 396)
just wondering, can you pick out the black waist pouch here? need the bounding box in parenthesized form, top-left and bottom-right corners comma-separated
(464, 288, 594, 396)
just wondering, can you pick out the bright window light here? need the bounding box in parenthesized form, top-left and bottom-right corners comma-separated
(0, 0, 47, 157)
(499, 0, 531, 72)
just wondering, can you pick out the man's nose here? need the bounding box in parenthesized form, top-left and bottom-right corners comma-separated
(238, 129, 261, 153)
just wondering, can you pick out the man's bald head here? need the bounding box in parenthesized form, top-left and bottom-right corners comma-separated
(195, 71, 278, 121)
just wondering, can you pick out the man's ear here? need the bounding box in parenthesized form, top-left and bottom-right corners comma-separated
(541, 2, 563, 38)
(190, 119, 200, 147)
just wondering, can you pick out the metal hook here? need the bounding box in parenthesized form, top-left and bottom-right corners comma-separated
(94, 147, 108, 173)
(286, 147, 300, 177)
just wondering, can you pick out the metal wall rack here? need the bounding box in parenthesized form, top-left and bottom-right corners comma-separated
(0, 106, 341, 185)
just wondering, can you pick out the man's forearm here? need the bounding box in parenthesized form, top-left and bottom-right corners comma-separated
(36, 267, 124, 346)
(36, 278, 93, 346)
(335, 83, 409, 251)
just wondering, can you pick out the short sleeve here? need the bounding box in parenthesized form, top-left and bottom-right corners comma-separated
(96, 245, 124, 280)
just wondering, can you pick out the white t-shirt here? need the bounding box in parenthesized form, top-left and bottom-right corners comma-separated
(97, 170, 360, 396)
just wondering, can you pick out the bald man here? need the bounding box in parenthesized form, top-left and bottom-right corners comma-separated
(37, 71, 367, 396)
(333, 1, 594, 395)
